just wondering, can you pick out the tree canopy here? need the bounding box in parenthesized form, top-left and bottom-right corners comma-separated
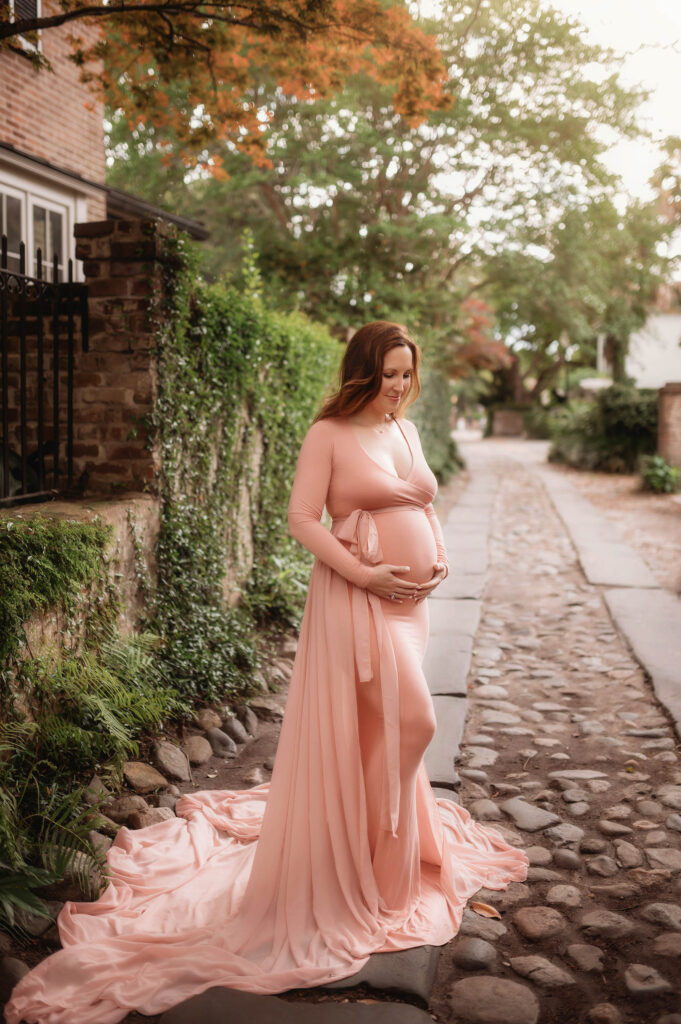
(1, 0, 450, 166)
(103, 0, 676, 393)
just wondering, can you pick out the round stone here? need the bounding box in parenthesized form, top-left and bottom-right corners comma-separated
(586, 856, 619, 877)
(193, 708, 222, 731)
(598, 820, 633, 837)
(460, 908, 507, 941)
(567, 944, 604, 973)
(122, 761, 168, 794)
(513, 906, 566, 941)
(613, 840, 643, 868)
(451, 937, 498, 970)
(221, 715, 250, 745)
(580, 909, 636, 940)
(646, 848, 681, 873)
(525, 846, 552, 866)
(587, 1005, 622, 1024)
(127, 806, 175, 829)
(104, 794, 150, 824)
(182, 735, 212, 766)
(653, 933, 681, 956)
(447, 976, 540, 1024)
(154, 741, 191, 782)
(553, 849, 582, 870)
(580, 837, 609, 854)
(236, 705, 259, 736)
(205, 727, 237, 758)
(637, 799, 664, 817)
(470, 799, 503, 821)
(547, 885, 582, 908)
(510, 955, 575, 987)
(660, 790, 681, 811)
(640, 903, 681, 931)
(545, 823, 584, 847)
(624, 963, 672, 996)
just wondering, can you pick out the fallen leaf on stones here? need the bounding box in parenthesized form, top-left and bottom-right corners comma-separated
(506, 772, 527, 779)
(633, 820, 659, 829)
(471, 901, 501, 919)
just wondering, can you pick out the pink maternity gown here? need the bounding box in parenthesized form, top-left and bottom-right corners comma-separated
(5, 414, 529, 1024)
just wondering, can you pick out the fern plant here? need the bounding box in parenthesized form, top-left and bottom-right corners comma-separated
(0, 628, 188, 936)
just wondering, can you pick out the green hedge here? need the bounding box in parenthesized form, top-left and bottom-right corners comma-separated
(144, 236, 340, 702)
(548, 385, 658, 472)
(409, 367, 464, 480)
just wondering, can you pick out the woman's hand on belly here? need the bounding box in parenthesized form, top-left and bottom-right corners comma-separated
(365, 564, 422, 602)
(413, 562, 448, 603)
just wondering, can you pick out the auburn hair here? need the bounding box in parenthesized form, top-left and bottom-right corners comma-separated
(314, 321, 421, 423)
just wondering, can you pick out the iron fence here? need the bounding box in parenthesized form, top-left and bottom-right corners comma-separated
(0, 235, 89, 505)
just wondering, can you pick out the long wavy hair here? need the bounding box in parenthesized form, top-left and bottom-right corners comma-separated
(314, 321, 421, 423)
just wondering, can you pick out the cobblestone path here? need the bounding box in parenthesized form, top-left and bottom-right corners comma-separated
(430, 446, 681, 1024)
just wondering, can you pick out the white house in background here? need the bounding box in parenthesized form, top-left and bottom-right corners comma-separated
(625, 312, 681, 388)
(592, 283, 681, 389)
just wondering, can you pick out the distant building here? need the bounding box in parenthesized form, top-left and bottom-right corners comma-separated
(594, 283, 681, 389)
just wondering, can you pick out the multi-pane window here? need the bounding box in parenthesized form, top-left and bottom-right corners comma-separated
(1, 0, 41, 51)
(0, 184, 70, 279)
(32, 203, 64, 277)
(0, 190, 23, 273)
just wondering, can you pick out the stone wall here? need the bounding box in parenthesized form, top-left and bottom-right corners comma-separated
(6, 493, 159, 663)
(658, 382, 681, 470)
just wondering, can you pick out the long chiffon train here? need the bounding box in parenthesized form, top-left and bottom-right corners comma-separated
(5, 416, 529, 1024)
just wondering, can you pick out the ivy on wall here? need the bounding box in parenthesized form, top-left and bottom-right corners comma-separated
(0, 515, 114, 669)
(143, 233, 341, 702)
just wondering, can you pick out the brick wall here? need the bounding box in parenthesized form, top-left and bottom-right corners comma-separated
(658, 382, 681, 470)
(0, 0, 105, 196)
(70, 218, 175, 494)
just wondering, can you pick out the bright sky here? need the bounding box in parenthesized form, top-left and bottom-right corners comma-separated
(546, 0, 681, 200)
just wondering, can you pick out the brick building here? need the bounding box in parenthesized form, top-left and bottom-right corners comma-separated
(0, 0, 205, 277)
(0, 2, 206, 501)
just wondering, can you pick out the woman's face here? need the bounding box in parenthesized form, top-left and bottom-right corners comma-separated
(367, 344, 414, 417)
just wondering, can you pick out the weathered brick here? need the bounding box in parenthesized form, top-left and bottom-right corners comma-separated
(74, 221, 115, 239)
(110, 241, 158, 261)
(87, 278, 130, 299)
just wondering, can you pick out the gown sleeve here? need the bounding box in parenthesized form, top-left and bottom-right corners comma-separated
(288, 419, 375, 589)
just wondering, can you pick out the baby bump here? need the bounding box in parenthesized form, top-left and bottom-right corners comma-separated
(374, 509, 438, 585)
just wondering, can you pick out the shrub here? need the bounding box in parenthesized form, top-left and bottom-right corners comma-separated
(548, 385, 657, 473)
(409, 367, 464, 480)
(640, 454, 680, 493)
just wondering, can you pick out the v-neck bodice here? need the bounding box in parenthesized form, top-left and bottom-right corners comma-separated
(325, 416, 437, 519)
(347, 416, 415, 484)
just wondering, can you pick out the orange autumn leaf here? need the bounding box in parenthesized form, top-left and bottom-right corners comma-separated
(470, 901, 502, 919)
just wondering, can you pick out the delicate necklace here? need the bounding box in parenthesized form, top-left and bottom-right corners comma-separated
(371, 413, 393, 435)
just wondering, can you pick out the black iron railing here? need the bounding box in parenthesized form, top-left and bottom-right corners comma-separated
(0, 236, 89, 505)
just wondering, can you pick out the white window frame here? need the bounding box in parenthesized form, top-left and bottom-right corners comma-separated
(4, 0, 43, 55)
(0, 170, 78, 279)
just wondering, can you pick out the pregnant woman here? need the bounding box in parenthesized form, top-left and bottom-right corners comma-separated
(5, 321, 528, 1024)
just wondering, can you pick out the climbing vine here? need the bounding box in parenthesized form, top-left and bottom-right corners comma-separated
(142, 231, 340, 702)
